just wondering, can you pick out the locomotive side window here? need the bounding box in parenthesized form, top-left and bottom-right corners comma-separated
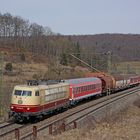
(45, 86, 67, 102)
(35, 91, 39, 96)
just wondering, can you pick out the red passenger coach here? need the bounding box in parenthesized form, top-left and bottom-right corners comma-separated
(64, 77, 102, 104)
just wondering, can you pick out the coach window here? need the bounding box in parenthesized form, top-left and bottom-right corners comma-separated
(89, 85, 92, 90)
(86, 86, 88, 91)
(77, 87, 79, 93)
(84, 86, 86, 92)
(76, 87, 79, 94)
(83, 86, 85, 91)
(73, 88, 76, 94)
(87, 86, 89, 90)
(88, 85, 90, 90)
(96, 84, 99, 88)
(80, 87, 82, 93)
(81, 86, 83, 91)
(35, 91, 39, 96)
(92, 85, 95, 89)
(89, 85, 91, 90)
(75, 88, 77, 94)
(84, 86, 86, 91)
(95, 84, 97, 88)
(79, 87, 81, 93)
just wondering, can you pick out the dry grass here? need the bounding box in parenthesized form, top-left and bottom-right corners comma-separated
(3, 62, 48, 84)
(41, 105, 140, 140)
(116, 61, 140, 74)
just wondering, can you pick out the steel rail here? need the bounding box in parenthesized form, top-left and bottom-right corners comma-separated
(0, 124, 25, 138)
(0, 122, 14, 129)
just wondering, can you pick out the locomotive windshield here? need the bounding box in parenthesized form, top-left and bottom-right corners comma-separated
(14, 90, 32, 96)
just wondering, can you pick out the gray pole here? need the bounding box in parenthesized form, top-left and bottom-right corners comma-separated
(107, 51, 112, 74)
(0, 52, 3, 117)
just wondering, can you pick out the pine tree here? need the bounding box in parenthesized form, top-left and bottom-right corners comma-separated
(60, 53, 68, 66)
(75, 42, 81, 59)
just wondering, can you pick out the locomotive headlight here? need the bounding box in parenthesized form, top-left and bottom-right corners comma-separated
(27, 108, 30, 110)
(11, 106, 14, 109)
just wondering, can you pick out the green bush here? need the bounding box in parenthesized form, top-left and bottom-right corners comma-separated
(20, 53, 25, 61)
(5, 63, 13, 72)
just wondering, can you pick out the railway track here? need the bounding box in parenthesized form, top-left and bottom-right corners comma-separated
(0, 122, 14, 129)
(0, 86, 140, 140)
(0, 123, 24, 138)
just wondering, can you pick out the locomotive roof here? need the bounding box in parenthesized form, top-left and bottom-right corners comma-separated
(64, 77, 101, 84)
(14, 82, 69, 90)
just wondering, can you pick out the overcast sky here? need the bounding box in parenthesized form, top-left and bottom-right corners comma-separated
(0, 0, 140, 35)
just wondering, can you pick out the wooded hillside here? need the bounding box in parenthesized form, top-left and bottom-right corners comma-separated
(0, 13, 140, 64)
(63, 34, 140, 61)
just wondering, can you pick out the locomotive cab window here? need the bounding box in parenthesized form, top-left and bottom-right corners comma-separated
(14, 90, 22, 96)
(35, 91, 39, 96)
(14, 90, 32, 96)
(22, 91, 32, 96)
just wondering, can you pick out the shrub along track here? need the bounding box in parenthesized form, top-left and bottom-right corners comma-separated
(0, 86, 140, 140)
